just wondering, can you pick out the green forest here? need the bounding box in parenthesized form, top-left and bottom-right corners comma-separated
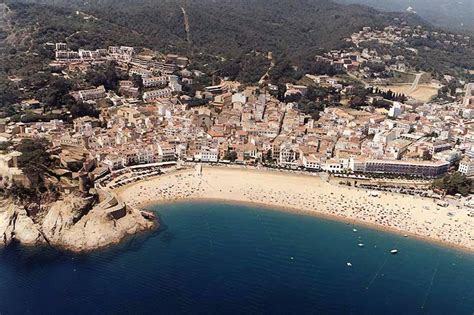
(1, 0, 473, 110)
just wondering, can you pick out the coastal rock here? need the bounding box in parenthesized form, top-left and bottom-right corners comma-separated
(41, 192, 156, 252)
(0, 202, 45, 247)
(61, 205, 155, 252)
(13, 208, 45, 245)
(0, 191, 156, 252)
(41, 195, 94, 243)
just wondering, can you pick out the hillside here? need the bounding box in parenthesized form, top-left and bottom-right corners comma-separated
(5, 0, 424, 59)
(335, 0, 474, 33)
(2, 0, 472, 88)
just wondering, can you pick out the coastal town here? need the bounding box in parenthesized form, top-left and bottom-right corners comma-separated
(2, 0, 474, 312)
(1, 22, 474, 251)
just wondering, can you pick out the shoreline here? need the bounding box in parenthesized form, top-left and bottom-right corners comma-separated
(115, 166, 474, 254)
(148, 198, 474, 255)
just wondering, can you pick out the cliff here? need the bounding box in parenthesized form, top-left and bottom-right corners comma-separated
(0, 191, 156, 252)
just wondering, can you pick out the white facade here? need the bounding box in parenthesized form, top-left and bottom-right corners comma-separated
(142, 76, 167, 88)
(302, 155, 321, 170)
(143, 88, 172, 102)
(196, 147, 219, 162)
(458, 158, 474, 176)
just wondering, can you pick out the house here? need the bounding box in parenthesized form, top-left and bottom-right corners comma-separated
(195, 146, 219, 162)
(21, 99, 41, 110)
(236, 143, 258, 161)
(302, 154, 321, 171)
(279, 143, 300, 166)
(0, 151, 28, 187)
(72, 86, 106, 102)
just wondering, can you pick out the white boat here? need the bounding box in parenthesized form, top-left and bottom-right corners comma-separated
(358, 243, 364, 247)
(353, 229, 358, 232)
(347, 262, 352, 267)
(390, 249, 398, 254)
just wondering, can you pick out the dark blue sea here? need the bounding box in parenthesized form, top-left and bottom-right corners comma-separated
(1, 202, 473, 314)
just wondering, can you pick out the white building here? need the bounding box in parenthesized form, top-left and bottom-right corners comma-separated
(302, 154, 321, 171)
(458, 158, 474, 176)
(279, 143, 300, 166)
(142, 76, 168, 88)
(143, 88, 172, 102)
(321, 159, 345, 173)
(195, 147, 219, 162)
(103, 154, 124, 170)
(74, 86, 106, 102)
(157, 143, 176, 162)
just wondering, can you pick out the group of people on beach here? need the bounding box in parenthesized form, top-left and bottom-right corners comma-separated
(121, 168, 474, 251)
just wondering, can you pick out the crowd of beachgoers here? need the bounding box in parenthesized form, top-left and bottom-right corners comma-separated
(116, 166, 474, 252)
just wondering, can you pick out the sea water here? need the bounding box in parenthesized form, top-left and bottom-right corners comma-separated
(0, 202, 473, 314)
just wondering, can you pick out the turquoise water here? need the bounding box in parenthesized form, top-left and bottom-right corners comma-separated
(0, 202, 473, 314)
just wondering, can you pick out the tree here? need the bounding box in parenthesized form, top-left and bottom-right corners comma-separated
(422, 151, 432, 161)
(349, 96, 367, 108)
(432, 172, 473, 196)
(224, 151, 238, 162)
(85, 62, 120, 91)
(298, 101, 324, 120)
(0, 141, 12, 152)
(16, 138, 52, 183)
(131, 74, 144, 89)
(68, 101, 100, 119)
(265, 149, 273, 163)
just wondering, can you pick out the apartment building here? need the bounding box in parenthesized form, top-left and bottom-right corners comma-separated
(458, 158, 474, 176)
(72, 86, 106, 102)
(143, 88, 172, 102)
(142, 76, 168, 88)
(363, 160, 449, 177)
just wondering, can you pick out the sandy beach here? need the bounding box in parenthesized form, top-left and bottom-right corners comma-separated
(115, 166, 474, 252)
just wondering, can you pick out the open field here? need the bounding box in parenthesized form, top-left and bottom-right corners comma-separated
(378, 84, 439, 102)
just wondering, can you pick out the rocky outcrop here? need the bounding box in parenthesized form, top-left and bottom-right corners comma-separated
(0, 202, 45, 247)
(0, 191, 156, 252)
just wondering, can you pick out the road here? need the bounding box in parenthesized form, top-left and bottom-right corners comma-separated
(180, 5, 191, 43)
(258, 52, 274, 85)
(347, 72, 370, 88)
(406, 72, 424, 94)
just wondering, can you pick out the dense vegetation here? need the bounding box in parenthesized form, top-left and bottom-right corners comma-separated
(2, 0, 427, 82)
(336, 0, 474, 32)
(1, 0, 472, 113)
(8, 0, 412, 58)
(433, 172, 473, 197)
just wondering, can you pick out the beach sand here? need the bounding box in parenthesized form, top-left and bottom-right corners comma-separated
(115, 166, 474, 252)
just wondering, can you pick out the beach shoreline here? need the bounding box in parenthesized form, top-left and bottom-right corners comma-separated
(148, 198, 473, 254)
(115, 166, 474, 254)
